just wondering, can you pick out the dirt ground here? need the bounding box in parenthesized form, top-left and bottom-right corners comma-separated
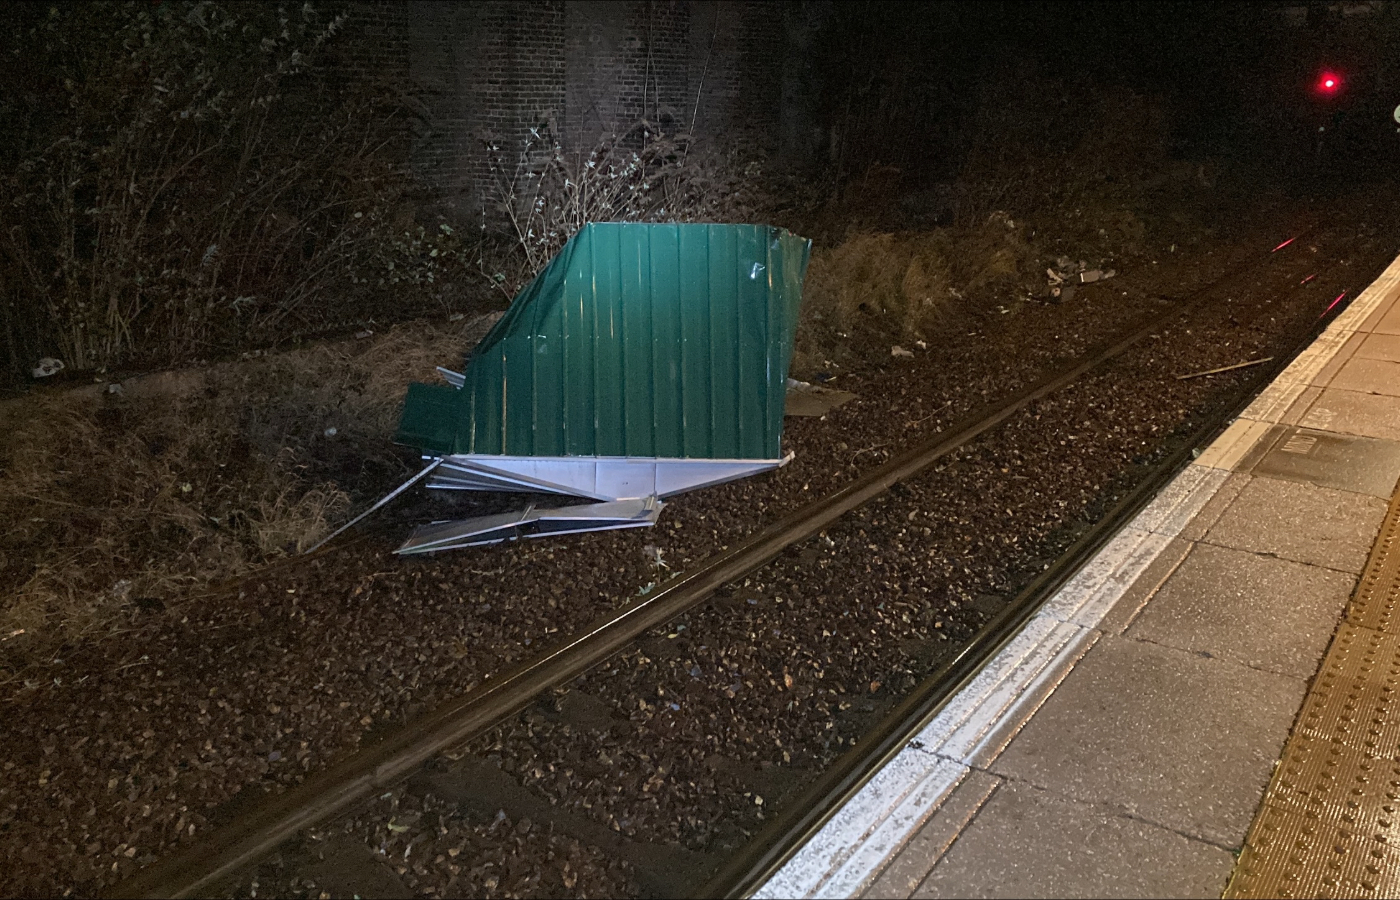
(1, 167, 1396, 896)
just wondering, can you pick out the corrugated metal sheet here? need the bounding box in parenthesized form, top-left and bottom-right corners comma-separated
(397, 223, 812, 460)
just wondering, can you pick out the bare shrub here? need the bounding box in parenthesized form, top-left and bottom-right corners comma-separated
(0, 2, 443, 375)
(483, 120, 776, 291)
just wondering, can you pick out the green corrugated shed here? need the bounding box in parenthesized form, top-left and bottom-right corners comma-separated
(398, 223, 812, 461)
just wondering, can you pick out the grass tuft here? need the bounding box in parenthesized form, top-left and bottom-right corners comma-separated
(0, 316, 494, 680)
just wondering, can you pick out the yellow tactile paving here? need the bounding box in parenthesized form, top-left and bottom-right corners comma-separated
(1349, 505, 1400, 634)
(1229, 803, 1400, 899)
(1227, 484, 1400, 899)
(1264, 730, 1400, 826)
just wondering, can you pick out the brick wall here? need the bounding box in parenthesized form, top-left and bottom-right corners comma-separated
(325, 1, 411, 85)
(336, 0, 792, 220)
(564, 1, 692, 147)
(687, 1, 785, 151)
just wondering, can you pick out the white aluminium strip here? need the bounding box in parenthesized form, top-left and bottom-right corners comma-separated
(433, 454, 786, 501)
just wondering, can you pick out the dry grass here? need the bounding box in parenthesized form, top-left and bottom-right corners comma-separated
(0, 316, 494, 680)
(793, 215, 1038, 376)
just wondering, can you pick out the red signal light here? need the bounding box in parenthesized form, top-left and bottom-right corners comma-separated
(1316, 71, 1342, 95)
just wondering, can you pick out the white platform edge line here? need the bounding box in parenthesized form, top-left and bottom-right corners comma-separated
(1067, 530, 1176, 629)
(752, 756, 969, 900)
(1330, 251, 1400, 331)
(815, 759, 970, 900)
(909, 616, 1065, 749)
(756, 460, 1218, 898)
(960, 627, 1102, 771)
(757, 619, 1076, 898)
(929, 622, 1087, 760)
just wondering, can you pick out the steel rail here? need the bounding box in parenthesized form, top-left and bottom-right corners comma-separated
(701, 233, 1389, 899)
(109, 232, 1316, 899)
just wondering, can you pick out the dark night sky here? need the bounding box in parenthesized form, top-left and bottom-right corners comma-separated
(813, 1, 1398, 179)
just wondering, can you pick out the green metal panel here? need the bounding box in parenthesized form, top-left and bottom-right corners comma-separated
(396, 223, 812, 460)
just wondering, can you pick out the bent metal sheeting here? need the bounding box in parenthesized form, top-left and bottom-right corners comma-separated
(392, 222, 812, 552)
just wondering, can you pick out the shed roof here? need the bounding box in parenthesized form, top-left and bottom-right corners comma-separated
(397, 222, 811, 461)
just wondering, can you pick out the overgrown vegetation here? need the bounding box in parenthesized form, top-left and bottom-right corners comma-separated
(0, 316, 489, 683)
(0, 3, 1231, 688)
(790, 74, 1220, 375)
(0, 1, 466, 376)
(793, 214, 1037, 376)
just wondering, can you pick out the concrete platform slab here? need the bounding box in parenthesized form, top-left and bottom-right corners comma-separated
(1327, 357, 1400, 397)
(1361, 298, 1400, 335)
(960, 628, 1099, 770)
(1125, 543, 1355, 678)
(988, 635, 1305, 846)
(1302, 388, 1400, 443)
(1201, 476, 1388, 573)
(1278, 385, 1325, 426)
(910, 781, 1234, 900)
(1227, 483, 1400, 898)
(1179, 471, 1251, 541)
(1096, 536, 1192, 635)
(1248, 426, 1400, 499)
(1355, 332, 1400, 362)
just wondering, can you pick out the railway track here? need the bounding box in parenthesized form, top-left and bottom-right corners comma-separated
(99, 220, 1399, 899)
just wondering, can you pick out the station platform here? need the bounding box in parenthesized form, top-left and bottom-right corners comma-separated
(757, 250, 1400, 900)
